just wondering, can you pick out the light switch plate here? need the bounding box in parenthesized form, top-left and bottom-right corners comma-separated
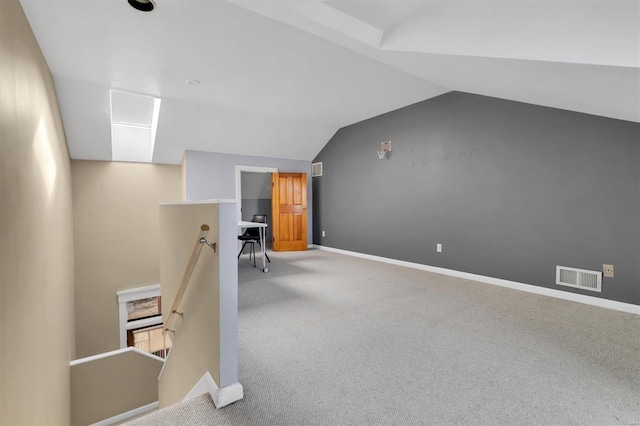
(603, 264, 614, 278)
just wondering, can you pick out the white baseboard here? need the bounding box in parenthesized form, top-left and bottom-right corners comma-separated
(214, 382, 244, 408)
(313, 245, 639, 315)
(90, 401, 158, 426)
(184, 371, 244, 409)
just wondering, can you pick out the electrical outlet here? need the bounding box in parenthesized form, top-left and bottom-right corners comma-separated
(603, 264, 614, 278)
(437, 243, 442, 253)
(322, 231, 325, 237)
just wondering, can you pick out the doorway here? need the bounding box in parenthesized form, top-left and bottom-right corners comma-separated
(271, 172, 308, 251)
(235, 165, 278, 250)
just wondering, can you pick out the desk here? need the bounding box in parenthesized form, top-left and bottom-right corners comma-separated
(238, 221, 269, 272)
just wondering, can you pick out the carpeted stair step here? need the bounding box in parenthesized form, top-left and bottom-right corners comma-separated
(123, 393, 217, 425)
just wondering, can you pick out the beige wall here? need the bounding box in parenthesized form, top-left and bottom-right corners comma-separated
(71, 350, 163, 425)
(72, 161, 181, 358)
(0, 0, 76, 424)
(158, 204, 220, 407)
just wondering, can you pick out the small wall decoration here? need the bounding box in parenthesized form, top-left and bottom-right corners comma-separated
(377, 141, 392, 159)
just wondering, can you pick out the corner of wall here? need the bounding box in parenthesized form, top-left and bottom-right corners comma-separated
(0, 0, 75, 423)
(181, 153, 187, 202)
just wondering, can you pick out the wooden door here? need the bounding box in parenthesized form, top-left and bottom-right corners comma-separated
(272, 173, 307, 251)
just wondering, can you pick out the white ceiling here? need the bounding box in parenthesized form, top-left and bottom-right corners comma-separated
(325, 1, 429, 31)
(19, 0, 640, 164)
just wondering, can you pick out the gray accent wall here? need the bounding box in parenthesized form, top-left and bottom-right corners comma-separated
(184, 150, 312, 243)
(313, 92, 640, 305)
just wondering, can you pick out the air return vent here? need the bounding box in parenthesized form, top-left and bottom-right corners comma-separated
(556, 266, 602, 292)
(312, 162, 323, 177)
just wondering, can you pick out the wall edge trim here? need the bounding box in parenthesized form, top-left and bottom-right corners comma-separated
(312, 245, 640, 315)
(89, 401, 159, 426)
(184, 371, 244, 409)
(71, 347, 165, 367)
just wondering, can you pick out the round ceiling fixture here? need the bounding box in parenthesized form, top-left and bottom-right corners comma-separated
(128, 0, 154, 12)
(186, 79, 200, 85)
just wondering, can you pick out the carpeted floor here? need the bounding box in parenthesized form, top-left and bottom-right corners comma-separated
(131, 248, 640, 425)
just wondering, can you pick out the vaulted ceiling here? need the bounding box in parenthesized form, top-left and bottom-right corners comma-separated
(20, 0, 639, 164)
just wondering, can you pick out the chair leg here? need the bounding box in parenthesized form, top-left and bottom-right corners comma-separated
(256, 241, 271, 263)
(238, 241, 248, 259)
(251, 243, 256, 268)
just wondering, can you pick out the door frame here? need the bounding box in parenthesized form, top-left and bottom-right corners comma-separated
(235, 165, 278, 225)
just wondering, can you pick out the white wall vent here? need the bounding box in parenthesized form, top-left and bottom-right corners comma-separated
(556, 266, 602, 292)
(312, 162, 323, 177)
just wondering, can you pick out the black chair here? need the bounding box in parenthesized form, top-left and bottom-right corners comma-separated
(238, 214, 271, 267)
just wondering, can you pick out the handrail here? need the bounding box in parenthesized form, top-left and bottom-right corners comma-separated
(164, 224, 216, 334)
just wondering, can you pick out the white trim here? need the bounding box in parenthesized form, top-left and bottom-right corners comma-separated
(157, 345, 172, 380)
(125, 316, 163, 331)
(214, 382, 244, 409)
(117, 284, 161, 303)
(184, 371, 244, 409)
(160, 199, 236, 206)
(183, 371, 217, 401)
(70, 347, 165, 367)
(118, 301, 129, 349)
(313, 245, 640, 315)
(89, 401, 158, 426)
(235, 165, 278, 223)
